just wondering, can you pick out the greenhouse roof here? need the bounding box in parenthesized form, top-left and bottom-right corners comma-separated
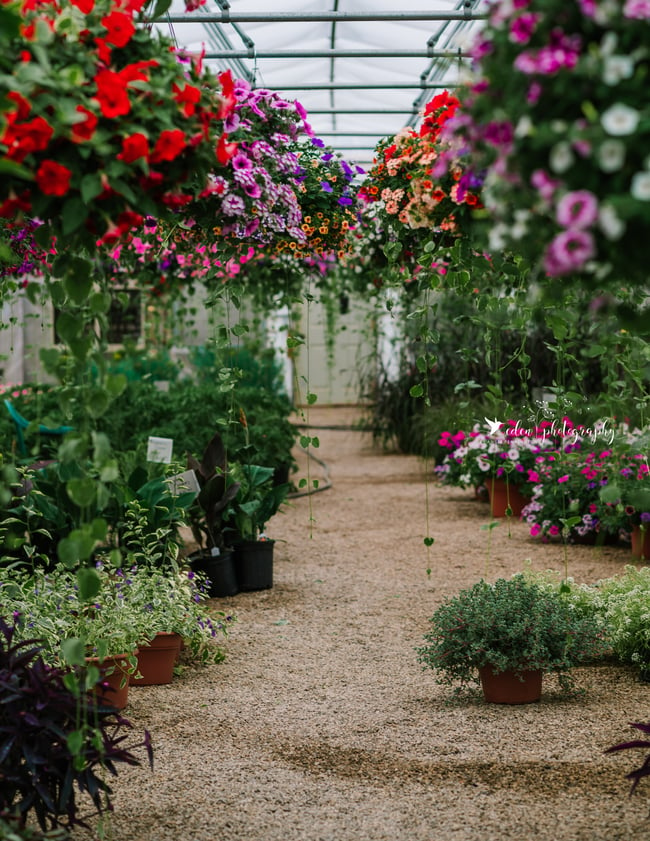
(158, 0, 487, 174)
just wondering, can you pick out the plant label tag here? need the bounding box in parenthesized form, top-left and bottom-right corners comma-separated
(166, 469, 200, 497)
(147, 436, 174, 463)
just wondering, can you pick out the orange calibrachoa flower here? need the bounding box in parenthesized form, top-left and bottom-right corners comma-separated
(358, 90, 483, 239)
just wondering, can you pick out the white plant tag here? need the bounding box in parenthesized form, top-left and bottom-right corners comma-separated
(166, 469, 200, 497)
(147, 436, 174, 464)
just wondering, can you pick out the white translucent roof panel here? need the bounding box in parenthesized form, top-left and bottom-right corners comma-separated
(159, 0, 486, 172)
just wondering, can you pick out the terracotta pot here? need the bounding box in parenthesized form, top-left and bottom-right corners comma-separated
(631, 525, 650, 560)
(86, 651, 136, 710)
(479, 665, 543, 704)
(130, 632, 183, 686)
(487, 478, 530, 518)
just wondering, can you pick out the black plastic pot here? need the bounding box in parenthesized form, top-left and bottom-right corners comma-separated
(233, 539, 274, 591)
(188, 549, 239, 597)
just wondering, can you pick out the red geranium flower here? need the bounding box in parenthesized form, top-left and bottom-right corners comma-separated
(118, 132, 149, 163)
(93, 68, 130, 117)
(0, 191, 32, 218)
(217, 69, 236, 119)
(101, 10, 135, 48)
(119, 60, 157, 84)
(150, 129, 186, 163)
(2, 116, 54, 162)
(116, 209, 143, 232)
(70, 105, 98, 143)
(172, 82, 202, 117)
(35, 160, 72, 196)
(94, 36, 112, 64)
(216, 132, 237, 165)
(70, 0, 94, 11)
(6, 91, 31, 121)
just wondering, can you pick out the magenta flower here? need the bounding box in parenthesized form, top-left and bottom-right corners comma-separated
(556, 190, 599, 229)
(509, 13, 541, 44)
(558, 475, 570, 483)
(543, 229, 595, 274)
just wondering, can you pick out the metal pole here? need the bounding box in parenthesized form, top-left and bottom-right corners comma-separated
(201, 48, 469, 59)
(200, 82, 455, 90)
(163, 12, 487, 23)
(306, 109, 419, 115)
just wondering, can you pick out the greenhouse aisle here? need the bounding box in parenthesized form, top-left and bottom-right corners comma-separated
(79, 407, 650, 841)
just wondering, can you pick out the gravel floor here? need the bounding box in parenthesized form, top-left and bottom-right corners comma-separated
(74, 406, 650, 841)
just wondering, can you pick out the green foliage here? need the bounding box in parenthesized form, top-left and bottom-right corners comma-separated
(416, 574, 609, 694)
(225, 463, 290, 542)
(106, 340, 182, 384)
(565, 567, 650, 676)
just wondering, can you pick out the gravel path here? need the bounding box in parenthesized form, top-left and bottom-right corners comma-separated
(76, 407, 650, 841)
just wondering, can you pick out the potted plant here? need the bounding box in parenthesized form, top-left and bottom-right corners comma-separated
(1, 564, 144, 709)
(116, 500, 236, 683)
(0, 616, 152, 834)
(225, 463, 290, 591)
(416, 574, 609, 703)
(186, 432, 241, 597)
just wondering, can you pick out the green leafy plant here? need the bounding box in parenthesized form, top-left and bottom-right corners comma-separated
(186, 432, 241, 553)
(564, 566, 650, 679)
(226, 463, 290, 542)
(416, 573, 609, 694)
(0, 617, 153, 833)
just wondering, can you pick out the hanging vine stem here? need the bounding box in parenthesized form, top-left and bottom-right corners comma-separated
(290, 281, 320, 538)
(418, 285, 436, 573)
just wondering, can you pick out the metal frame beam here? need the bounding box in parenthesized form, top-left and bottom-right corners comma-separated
(164, 12, 487, 24)
(306, 109, 419, 115)
(229, 82, 454, 91)
(200, 49, 469, 60)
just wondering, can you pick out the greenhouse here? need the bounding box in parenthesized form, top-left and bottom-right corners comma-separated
(1, 2, 650, 840)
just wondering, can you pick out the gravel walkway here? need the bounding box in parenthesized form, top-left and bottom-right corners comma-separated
(75, 407, 650, 841)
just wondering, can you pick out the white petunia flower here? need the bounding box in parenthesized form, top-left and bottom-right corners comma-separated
(631, 171, 650, 200)
(598, 205, 626, 240)
(549, 141, 574, 173)
(599, 32, 618, 55)
(515, 116, 534, 138)
(602, 55, 635, 85)
(597, 139, 625, 172)
(488, 223, 509, 250)
(601, 103, 641, 136)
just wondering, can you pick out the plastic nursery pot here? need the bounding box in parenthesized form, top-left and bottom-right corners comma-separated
(130, 632, 183, 686)
(189, 549, 239, 598)
(86, 651, 137, 710)
(233, 539, 274, 591)
(487, 478, 530, 518)
(478, 665, 543, 705)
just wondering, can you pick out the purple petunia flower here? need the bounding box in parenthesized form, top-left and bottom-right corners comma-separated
(320, 181, 333, 192)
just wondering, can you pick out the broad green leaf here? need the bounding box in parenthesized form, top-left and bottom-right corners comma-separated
(61, 638, 87, 667)
(66, 476, 97, 507)
(77, 566, 101, 601)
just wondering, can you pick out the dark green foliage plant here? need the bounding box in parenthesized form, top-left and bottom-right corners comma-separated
(225, 463, 290, 542)
(0, 618, 152, 833)
(416, 574, 609, 694)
